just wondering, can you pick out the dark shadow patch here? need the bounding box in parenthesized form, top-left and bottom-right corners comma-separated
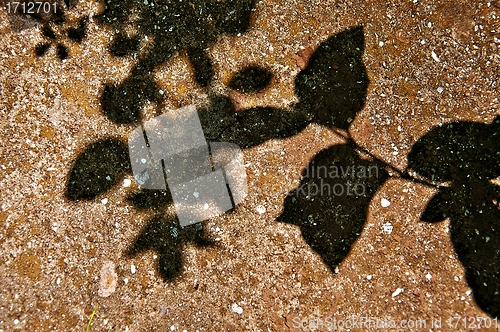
(35, 43, 51, 56)
(229, 66, 273, 93)
(277, 142, 389, 270)
(217, 106, 309, 149)
(100, 65, 161, 125)
(66, 138, 131, 200)
(67, 15, 88, 43)
(408, 119, 500, 182)
(198, 95, 238, 142)
(42, 26, 56, 39)
(127, 216, 214, 281)
(109, 34, 141, 57)
(409, 116, 500, 318)
(56, 44, 68, 60)
(187, 47, 215, 88)
(127, 189, 173, 212)
(295, 26, 368, 130)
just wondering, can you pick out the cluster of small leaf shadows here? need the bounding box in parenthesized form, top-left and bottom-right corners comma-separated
(35, 2, 88, 60)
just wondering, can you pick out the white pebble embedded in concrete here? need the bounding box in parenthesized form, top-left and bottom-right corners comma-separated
(382, 222, 393, 234)
(381, 198, 390, 207)
(392, 288, 403, 298)
(256, 205, 266, 214)
(231, 303, 243, 314)
(431, 50, 440, 62)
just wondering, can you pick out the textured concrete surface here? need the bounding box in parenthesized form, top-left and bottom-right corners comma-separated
(0, 0, 499, 331)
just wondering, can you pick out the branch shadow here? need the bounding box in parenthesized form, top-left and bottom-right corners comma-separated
(199, 26, 368, 148)
(67, 0, 257, 280)
(23, 0, 499, 314)
(66, 23, 371, 281)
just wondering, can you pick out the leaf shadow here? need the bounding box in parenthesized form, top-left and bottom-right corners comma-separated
(126, 215, 215, 281)
(228, 66, 273, 93)
(295, 26, 368, 130)
(408, 116, 500, 318)
(277, 141, 389, 270)
(66, 138, 130, 200)
(66, 24, 372, 281)
(199, 26, 369, 149)
(96, 0, 256, 125)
